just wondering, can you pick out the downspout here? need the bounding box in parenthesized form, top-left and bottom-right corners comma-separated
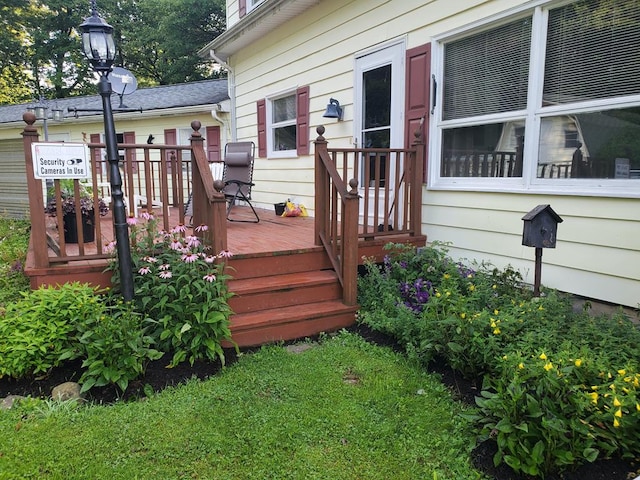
(211, 104, 229, 148)
(209, 50, 236, 142)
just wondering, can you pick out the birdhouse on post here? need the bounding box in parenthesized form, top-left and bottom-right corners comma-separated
(521, 205, 563, 296)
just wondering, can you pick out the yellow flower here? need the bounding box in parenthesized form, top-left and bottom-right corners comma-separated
(493, 328, 501, 335)
(469, 284, 475, 291)
(613, 397, 621, 407)
(539, 353, 547, 360)
(634, 377, 639, 388)
(538, 305, 544, 311)
(591, 385, 598, 390)
(445, 291, 451, 297)
(614, 418, 620, 428)
(518, 363, 525, 370)
(490, 320, 497, 328)
(588, 392, 598, 404)
(544, 362, 553, 372)
(443, 274, 450, 279)
(615, 409, 622, 418)
(610, 384, 616, 391)
(618, 369, 626, 376)
(435, 292, 441, 298)
(494, 309, 499, 315)
(575, 359, 583, 367)
(636, 403, 640, 412)
(460, 313, 466, 319)
(492, 284, 497, 289)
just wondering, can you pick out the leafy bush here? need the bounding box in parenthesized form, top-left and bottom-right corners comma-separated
(0, 283, 104, 378)
(357, 242, 640, 477)
(60, 301, 163, 393)
(109, 214, 235, 367)
(0, 218, 30, 306)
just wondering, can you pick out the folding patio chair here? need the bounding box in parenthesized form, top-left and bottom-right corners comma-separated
(222, 141, 259, 223)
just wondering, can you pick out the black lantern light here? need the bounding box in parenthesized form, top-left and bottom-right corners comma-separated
(79, 0, 134, 301)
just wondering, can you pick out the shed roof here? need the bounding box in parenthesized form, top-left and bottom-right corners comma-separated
(0, 78, 228, 126)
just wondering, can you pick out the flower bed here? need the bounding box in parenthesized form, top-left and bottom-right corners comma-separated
(357, 242, 640, 478)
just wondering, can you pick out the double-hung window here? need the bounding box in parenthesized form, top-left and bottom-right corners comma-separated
(268, 92, 297, 156)
(432, 0, 640, 196)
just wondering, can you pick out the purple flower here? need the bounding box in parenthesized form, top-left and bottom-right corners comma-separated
(203, 273, 216, 282)
(138, 266, 151, 275)
(195, 224, 208, 232)
(159, 270, 172, 279)
(182, 253, 198, 263)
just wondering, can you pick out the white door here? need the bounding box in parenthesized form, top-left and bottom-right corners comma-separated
(354, 41, 405, 224)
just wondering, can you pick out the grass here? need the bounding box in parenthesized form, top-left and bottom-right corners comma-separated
(0, 333, 485, 479)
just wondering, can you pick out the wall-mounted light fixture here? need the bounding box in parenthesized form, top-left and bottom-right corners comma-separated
(322, 98, 343, 121)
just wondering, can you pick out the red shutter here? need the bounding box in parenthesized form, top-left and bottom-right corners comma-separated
(405, 43, 431, 178)
(123, 131, 137, 173)
(257, 99, 266, 157)
(296, 85, 310, 156)
(239, 0, 247, 17)
(205, 126, 221, 162)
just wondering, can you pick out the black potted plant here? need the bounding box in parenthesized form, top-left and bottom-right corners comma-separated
(45, 180, 109, 243)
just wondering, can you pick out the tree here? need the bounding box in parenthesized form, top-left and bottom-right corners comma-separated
(0, 0, 226, 105)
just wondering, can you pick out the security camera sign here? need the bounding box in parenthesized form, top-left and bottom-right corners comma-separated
(32, 142, 91, 179)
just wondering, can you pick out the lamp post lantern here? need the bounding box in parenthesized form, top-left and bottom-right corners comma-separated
(80, 0, 134, 301)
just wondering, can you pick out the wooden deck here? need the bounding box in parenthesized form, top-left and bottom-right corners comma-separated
(28, 204, 425, 347)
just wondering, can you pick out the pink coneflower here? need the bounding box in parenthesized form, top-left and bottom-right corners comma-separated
(103, 241, 116, 253)
(186, 235, 201, 248)
(127, 216, 138, 226)
(141, 212, 154, 221)
(138, 266, 151, 275)
(195, 224, 208, 232)
(142, 256, 158, 263)
(159, 263, 171, 271)
(169, 240, 183, 250)
(218, 249, 233, 259)
(182, 253, 198, 263)
(204, 255, 216, 264)
(203, 273, 216, 282)
(159, 270, 172, 279)
(171, 224, 187, 233)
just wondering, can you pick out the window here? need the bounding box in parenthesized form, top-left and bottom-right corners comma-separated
(257, 86, 310, 158)
(239, 0, 265, 17)
(433, 0, 640, 193)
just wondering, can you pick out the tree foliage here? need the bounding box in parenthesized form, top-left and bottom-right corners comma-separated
(0, 0, 225, 105)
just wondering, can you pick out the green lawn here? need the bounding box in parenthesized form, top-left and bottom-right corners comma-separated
(0, 332, 485, 480)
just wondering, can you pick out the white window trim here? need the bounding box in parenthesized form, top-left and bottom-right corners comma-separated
(247, 0, 265, 14)
(266, 88, 298, 159)
(428, 1, 640, 199)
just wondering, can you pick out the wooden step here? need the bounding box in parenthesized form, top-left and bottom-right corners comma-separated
(225, 247, 331, 280)
(228, 270, 341, 314)
(227, 300, 358, 347)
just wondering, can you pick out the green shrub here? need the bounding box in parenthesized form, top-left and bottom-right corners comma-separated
(60, 300, 163, 393)
(0, 283, 103, 378)
(0, 218, 31, 306)
(109, 214, 235, 367)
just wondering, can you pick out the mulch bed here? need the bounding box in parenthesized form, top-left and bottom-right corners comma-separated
(1, 324, 638, 480)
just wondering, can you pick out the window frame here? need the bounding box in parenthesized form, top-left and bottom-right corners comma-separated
(266, 88, 298, 159)
(429, 1, 640, 198)
(247, 0, 265, 14)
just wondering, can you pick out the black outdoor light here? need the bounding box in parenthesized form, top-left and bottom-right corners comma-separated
(80, 0, 134, 301)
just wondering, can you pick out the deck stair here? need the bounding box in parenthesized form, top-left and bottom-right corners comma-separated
(225, 247, 358, 347)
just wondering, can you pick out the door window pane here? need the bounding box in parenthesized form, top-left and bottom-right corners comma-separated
(363, 65, 391, 129)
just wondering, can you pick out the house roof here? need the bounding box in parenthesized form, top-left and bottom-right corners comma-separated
(198, 0, 320, 62)
(0, 78, 229, 126)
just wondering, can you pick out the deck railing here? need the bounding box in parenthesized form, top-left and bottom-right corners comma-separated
(23, 116, 226, 269)
(314, 126, 424, 306)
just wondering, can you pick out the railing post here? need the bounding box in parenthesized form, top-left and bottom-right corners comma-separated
(189, 121, 227, 254)
(314, 126, 328, 247)
(22, 112, 49, 269)
(410, 129, 424, 238)
(342, 178, 360, 306)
